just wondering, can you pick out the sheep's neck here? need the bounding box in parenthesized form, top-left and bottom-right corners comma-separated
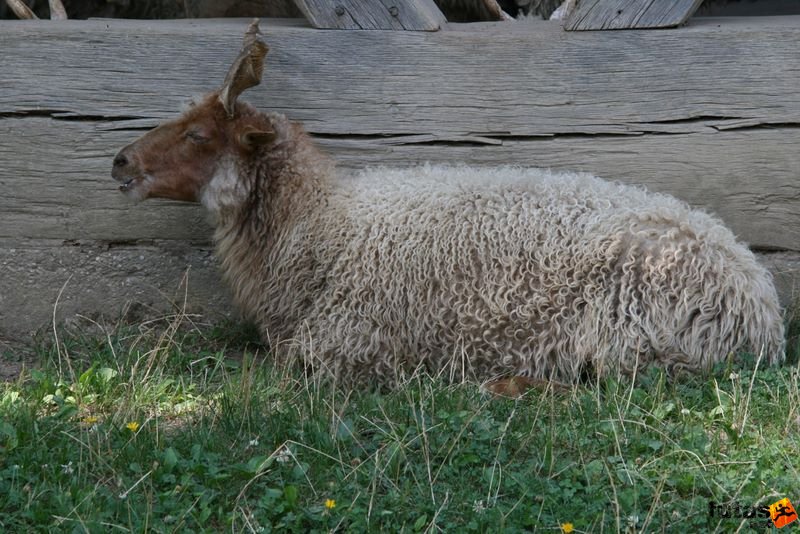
(212, 125, 331, 336)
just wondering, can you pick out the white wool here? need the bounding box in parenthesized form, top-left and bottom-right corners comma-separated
(201, 158, 248, 215)
(212, 156, 786, 387)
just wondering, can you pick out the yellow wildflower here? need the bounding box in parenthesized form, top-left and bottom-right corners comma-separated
(126, 421, 140, 432)
(83, 416, 99, 425)
(561, 523, 574, 533)
(325, 498, 336, 510)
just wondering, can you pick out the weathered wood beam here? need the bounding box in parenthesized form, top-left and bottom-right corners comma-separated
(1, 17, 797, 247)
(294, 0, 447, 30)
(2, 117, 798, 251)
(4, 0, 68, 20)
(47, 0, 68, 20)
(2, 18, 797, 136)
(4, 0, 37, 19)
(565, 0, 705, 30)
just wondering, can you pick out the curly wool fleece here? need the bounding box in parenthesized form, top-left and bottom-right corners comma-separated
(207, 124, 784, 386)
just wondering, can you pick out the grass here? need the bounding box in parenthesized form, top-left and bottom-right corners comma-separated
(0, 310, 799, 533)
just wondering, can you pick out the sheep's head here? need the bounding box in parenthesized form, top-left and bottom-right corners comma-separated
(112, 20, 273, 202)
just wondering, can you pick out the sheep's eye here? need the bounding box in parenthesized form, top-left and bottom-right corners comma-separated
(185, 130, 209, 144)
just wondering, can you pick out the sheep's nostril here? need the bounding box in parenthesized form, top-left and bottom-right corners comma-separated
(113, 154, 128, 168)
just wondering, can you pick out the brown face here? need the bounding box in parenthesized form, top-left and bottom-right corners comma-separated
(113, 19, 271, 203)
(112, 94, 233, 202)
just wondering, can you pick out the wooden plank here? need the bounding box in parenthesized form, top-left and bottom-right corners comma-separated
(293, 0, 446, 30)
(565, 0, 705, 30)
(48, 0, 68, 20)
(1, 117, 797, 251)
(0, 18, 797, 247)
(1, 18, 797, 136)
(5, 0, 38, 19)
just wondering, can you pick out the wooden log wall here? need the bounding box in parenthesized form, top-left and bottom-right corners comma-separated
(0, 17, 798, 340)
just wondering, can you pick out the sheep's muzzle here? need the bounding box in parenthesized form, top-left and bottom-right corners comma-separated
(111, 149, 137, 192)
(111, 149, 144, 195)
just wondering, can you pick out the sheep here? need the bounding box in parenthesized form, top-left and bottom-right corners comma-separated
(111, 21, 785, 388)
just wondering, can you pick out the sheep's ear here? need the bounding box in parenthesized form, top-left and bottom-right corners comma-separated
(219, 19, 269, 119)
(240, 126, 276, 148)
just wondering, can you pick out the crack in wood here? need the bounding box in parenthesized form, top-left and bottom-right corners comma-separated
(4, 111, 798, 140)
(643, 115, 740, 124)
(0, 110, 147, 122)
(61, 238, 213, 248)
(313, 130, 684, 145)
(711, 121, 800, 132)
(313, 118, 800, 145)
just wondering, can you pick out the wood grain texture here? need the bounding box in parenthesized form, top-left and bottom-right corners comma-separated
(294, 0, 446, 30)
(0, 17, 797, 248)
(1, 18, 798, 136)
(565, 0, 705, 30)
(1, 117, 798, 251)
(0, 17, 798, 335)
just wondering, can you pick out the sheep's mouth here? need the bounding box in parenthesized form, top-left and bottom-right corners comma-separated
(118, 176, 143, 193)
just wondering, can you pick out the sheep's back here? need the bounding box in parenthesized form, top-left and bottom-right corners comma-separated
(290, 165, 783, 383)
